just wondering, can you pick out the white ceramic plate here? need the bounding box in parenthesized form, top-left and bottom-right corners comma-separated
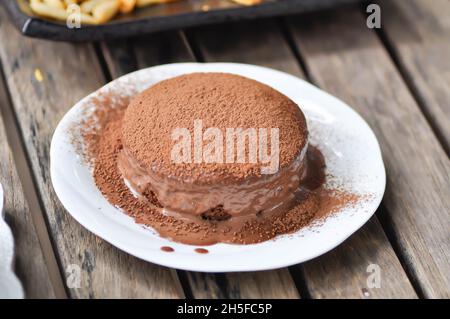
(0, 183, 24, 298)
(50, 63, 385, 272)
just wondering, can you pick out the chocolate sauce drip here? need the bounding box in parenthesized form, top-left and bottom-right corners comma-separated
(301, 146, 326, 191)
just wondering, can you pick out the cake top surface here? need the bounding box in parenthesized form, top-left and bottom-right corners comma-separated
(122, 72, 308, 182)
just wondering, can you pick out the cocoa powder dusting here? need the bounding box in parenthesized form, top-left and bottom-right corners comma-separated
(78, 73, 365, 245)
(122, 73, 308, 182)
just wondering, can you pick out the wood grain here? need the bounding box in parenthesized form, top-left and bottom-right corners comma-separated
(287, 7, 450, 298)
(0, 8, 184, 298)
(378, 0, 450, 154)
(189, 19, 304, 78)
(190, 18, 417, 298)
(186, 271, 299, 299)
(101, 30, 300, 299)
(102, 31, 194, 77)
(297, 217, 416, 298)
(0, 66, 55, 298)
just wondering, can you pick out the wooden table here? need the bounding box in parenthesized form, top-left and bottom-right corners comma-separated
(0, 0, 448, 299)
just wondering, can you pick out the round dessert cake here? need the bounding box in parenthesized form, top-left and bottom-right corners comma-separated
(91, 71, 331, 245)
(119, 73, 310, 225)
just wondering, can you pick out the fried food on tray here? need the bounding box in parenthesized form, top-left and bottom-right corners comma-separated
(28, 0, 262, 25)
(30, 0, 95, 24)
(230, 0, 261, 6)
(119, 0, 137, 13)
(136, 0, 179, 7)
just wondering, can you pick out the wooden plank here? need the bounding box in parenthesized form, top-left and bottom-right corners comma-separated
(379, 0, 450, 154)
(191, 19, 304, 78)
(101, 30, 300, 299)
(0, 8, 184, 298)
(287, 7, 450, 298)
(102, 31, 194, 76)
(186, 271, 299, 299)
(191, 18, 417, 298)
(0, 66, 56, 298)
(297, 216, 416, 298)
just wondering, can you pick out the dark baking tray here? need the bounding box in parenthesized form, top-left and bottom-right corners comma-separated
(2, 0, 358, 42)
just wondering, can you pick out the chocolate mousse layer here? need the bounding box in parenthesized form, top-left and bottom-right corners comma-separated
(119, 73, 309, 224)
(118, 143, 307, 220)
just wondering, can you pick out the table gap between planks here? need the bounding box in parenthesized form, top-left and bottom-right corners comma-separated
(0, 0, 448, 298)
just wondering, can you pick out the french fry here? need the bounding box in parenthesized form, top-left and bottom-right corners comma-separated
(136, 0, 179, 8)
(80, 0, 106, 13)
(81, 14, 99, 24)
(43, 0, 65, 9)
(64, 0, 81, 4)
(91, 0, 120, 24)
(31, 0, 99, 24)
(30, 0, 69, 20)
(119, 0, 136, 13)
(230, 0, 262, 6)
(68, 6, 100, 24)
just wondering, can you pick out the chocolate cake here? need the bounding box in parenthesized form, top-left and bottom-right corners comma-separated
(119, 73, 309, 222)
